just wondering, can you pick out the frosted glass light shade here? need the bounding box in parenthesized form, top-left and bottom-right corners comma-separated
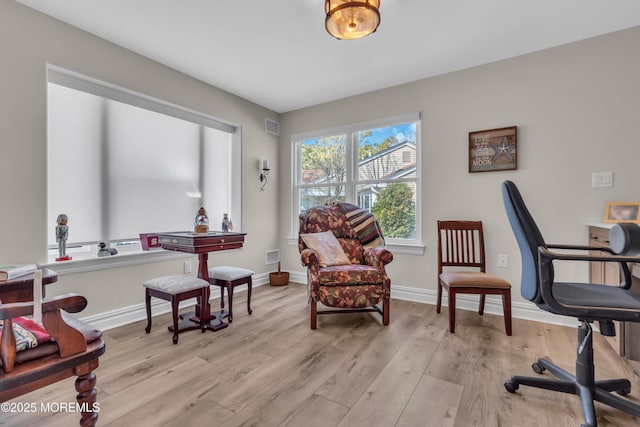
(325, 0, 380, 40)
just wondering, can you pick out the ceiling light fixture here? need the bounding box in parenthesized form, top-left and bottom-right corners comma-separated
(325, 0, 381, 40)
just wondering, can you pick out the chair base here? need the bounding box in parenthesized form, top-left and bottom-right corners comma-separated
(505, 323, 640, 427)
(437, 281, 512, 336)
(209, 273, 253, 323)
(310, 295, 390, 330)
(145, 287, 208, 344)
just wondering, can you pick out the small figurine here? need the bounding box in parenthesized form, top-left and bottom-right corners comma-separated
(222, 213, 233, 232)
(194, 205, 209, 233)
(97, 242, 118, 257)
(55, 214, 72, 261)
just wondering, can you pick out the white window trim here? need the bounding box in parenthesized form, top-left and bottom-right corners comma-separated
(290, 113, 423, 254)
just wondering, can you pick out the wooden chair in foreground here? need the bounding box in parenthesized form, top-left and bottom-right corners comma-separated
(0, 281, 105, 426)
(437, 220, 512, 335)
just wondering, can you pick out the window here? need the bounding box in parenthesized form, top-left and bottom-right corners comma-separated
(293, 114, 420, 244)
(47, 67, 241, 258)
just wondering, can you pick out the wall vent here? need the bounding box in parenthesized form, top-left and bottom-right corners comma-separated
(265, 249, 279, 265)
(265, 119, 280, 136)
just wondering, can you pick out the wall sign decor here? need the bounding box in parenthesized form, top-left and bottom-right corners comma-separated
(604, 202, 640, 223)
(468, 126, 517, 173)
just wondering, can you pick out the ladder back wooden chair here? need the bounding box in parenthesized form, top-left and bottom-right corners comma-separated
(437, 220, 512, 335)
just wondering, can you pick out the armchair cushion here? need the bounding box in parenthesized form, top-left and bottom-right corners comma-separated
(317, 264, 385, 285)
(301, 231, 351, 267)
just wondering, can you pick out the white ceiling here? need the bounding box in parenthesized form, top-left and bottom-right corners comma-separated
(16, 0, 640, 113)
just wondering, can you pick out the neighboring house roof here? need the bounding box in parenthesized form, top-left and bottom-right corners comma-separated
(358, 140, 416, 167)
(381, 162, 416, 180)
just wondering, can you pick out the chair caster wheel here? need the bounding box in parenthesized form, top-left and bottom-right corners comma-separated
(504, 380, 519, 393)
(532, 362, 545, 374)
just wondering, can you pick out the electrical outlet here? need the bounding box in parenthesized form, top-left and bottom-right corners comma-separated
(184, 261, 192, 274)
(498, 254, 508, 268)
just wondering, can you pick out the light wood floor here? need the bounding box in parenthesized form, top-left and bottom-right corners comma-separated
(5, 283, 640, 427)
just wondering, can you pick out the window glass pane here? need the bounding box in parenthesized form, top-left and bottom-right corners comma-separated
(107, 99, 201, 240)
(48, 84, 103, 245)
(357, 123, 417, 181)
(300, 135, 346, 184)
(203, 127, 233, 230)
(357, 182, 416, 239)
(300, 186, 346, 212)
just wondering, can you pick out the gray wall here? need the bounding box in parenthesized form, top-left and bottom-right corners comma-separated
(0, 2, 280, 317)
(279, 26, 640, 306)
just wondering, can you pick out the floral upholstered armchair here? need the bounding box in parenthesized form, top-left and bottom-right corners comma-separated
(298, 203, 393, 329)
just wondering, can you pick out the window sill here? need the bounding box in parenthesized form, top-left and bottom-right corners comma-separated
(40, 249, 193, 276)
(287, 237, 424, 256)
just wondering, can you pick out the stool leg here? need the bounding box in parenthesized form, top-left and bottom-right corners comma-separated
(145, 289, 152, 333)
(227, 282, 233, 322)
(220, 283, 225, 309)
(171, 296, 179, 344)
(247, 277, 253, 315)
(200, 288, 207, 333)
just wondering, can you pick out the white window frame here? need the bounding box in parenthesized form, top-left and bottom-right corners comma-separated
(290, 113, 424, 255)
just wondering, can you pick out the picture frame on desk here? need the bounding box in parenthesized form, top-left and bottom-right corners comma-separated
(604, 202, 640, 223)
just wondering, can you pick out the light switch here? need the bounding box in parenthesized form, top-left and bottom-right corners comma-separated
(592, 172, 613, 188)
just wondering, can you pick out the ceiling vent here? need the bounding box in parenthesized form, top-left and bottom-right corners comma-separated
(265, 118, 280, 136)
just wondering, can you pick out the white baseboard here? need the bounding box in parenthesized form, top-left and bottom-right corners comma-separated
(391, 284, 579, 328)
(81, 272, 579, 331)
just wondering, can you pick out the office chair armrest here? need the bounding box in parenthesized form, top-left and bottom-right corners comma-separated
(538, 246, 638, 290)
(547, 243, 616, 254)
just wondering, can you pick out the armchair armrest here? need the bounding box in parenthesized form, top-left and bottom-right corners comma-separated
(300, 248, 319, 266)
(1, 293, 89, 372)
(364, 246, 393, 267)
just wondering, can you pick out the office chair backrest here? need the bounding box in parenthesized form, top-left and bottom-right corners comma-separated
(501, 180, 549, 304)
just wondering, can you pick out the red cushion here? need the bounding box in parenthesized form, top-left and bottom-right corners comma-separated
(0, 317, 53, 352)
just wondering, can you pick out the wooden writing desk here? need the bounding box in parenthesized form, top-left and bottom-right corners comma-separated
(157, 231, 246, 332)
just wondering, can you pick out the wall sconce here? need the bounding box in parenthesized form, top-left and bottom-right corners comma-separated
(260, 160, 270, 191)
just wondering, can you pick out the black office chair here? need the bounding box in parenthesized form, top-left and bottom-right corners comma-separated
(501, 180, 640, 427)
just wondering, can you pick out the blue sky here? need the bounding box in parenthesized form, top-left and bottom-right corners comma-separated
(360, 123, 416, 145)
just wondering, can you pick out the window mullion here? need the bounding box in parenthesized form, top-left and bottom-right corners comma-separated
(345, 132, 355, 202)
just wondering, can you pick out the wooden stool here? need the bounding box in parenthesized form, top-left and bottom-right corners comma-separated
(143, 275, 209, 344)
(208, 266, 254, 323)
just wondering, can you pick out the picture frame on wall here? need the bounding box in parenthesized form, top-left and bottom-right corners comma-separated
(604, 202, 640, 223)
(468, 126, 517, 173)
